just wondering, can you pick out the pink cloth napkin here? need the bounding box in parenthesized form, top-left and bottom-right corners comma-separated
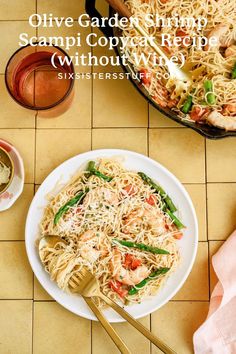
(193, 230, 236, 354)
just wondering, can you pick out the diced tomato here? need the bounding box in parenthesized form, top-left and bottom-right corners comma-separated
(139, 69, 152, 86)
(152, 95, 167, 108)
(167, 99, 178, 108)
(75, 206, 83, 214)
(176, 28, 188, 37)
(174, 232, 183, 240)
(176, 28, 192, 47)
(123, 254, 142, 270)
(123, 184, 136, 196)
(190, 106, 209, 122)
(146, 194, 157, 206)
(163, 45, 171, 55)
(165, 224, 170, 230)
(109, 280, 128, 298)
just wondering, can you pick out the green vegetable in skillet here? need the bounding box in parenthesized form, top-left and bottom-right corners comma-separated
(128, 268, 170, 295)
(113, 239, 170, 255)
(204, 80, 216, 105)
(54, 188, 89, 225)
(87, 161, 113, 182)
(138, 172, 177, 213)
(231, 62, 236, 79)
(182, 94, 193, 114)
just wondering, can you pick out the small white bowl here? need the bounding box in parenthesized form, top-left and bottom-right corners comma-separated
(0, 139, 24, 211)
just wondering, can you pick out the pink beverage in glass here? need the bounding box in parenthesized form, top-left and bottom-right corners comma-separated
(5, 44, 75, 117)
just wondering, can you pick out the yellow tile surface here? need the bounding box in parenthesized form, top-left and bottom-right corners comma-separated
(0, 75, 35, 128)
(93, 77, 148, 127)
(38, 0, 86, 17)
(96, 0, 109, 17)
(174, 242, 209, 300)
(0, 300, 32, 354)
(0, 0, 35, 20)
(0, 242, 33, 299)
(207, 183, 236, 240)
(92, 128, 147, 154)
(92, 316, 150, 354)
(35, 129, 91, 183)
(206, 138, 236, 182)
(149, 105, 181, 128)
(151, 302, 209, 354)
(34, 276, 53, 301)
(149, 129, 205, 183)
(209, 241, 224, 293)
(37, 78, 92, 128)
(0, 184, 34, 240)
(33, 302, 91, 354)
(0, 21, 36, 73)
(184, 184, 207, 241)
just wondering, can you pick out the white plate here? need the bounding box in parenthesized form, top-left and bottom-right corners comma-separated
(25, 149, 198, 323)
(0, 139, 24, 211)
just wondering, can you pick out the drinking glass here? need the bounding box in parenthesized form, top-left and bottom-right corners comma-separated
(5, 44, 75, 117)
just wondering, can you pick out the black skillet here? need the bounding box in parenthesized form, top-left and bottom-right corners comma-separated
(85, 0, 236, 139)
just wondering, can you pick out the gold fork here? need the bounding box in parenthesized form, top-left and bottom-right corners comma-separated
(39, 236, 175, 354)
(69, 278, 131, 354)
(39, 236, 130, 354)
(70, 267, 176, 354)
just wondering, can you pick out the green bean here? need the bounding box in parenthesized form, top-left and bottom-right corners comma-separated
(166, 209, 185, 230)
(87, 160, 113, 182)
(138, 172, 177, 213)
(204, 80, 216, 105)
(54, 188, 89, 225)
(182, 95, 193, 114)
(113, 239, 169, 255)
(128, 268, 170, 295)
(232, 62, 236, 79)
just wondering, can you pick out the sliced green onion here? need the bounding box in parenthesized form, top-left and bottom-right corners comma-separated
(182, 95, 193, 114)
(204, 80, 216, 105)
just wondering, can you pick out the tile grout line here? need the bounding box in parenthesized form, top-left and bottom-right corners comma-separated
(204, 138, 211, 300)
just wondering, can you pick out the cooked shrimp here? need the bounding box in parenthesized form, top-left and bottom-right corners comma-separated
(111, 248, 150, 286)
(207, 110, 236, 131)
(83, 187, 119, 208)
(225, 44, 236, 58)
(78, 230, 108, 262)
(223, 104, 236, 115)
(122, 205, 166, 235)
(205, 24, 229, 51)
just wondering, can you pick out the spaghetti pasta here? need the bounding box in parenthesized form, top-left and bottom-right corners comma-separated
(121, 0, 236, 130)
(39, 158, 182, 307)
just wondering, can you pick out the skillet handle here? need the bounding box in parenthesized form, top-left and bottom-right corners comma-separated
(85, 0, 113, 37)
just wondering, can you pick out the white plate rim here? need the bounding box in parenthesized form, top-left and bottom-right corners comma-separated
(25, 149, 198, 322)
